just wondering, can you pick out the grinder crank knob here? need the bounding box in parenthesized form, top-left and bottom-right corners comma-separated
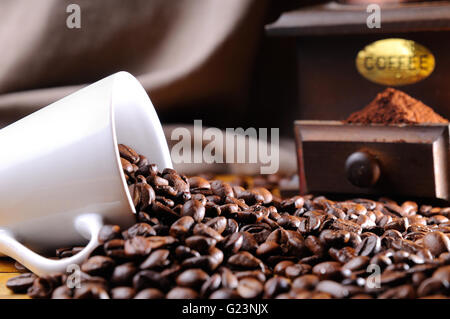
(345, 151, 380, 188)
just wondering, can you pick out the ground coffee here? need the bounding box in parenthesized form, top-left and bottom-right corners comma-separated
(345, 88, 449, 124)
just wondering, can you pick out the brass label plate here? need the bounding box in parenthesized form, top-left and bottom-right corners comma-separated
(356, 38, 435, 86)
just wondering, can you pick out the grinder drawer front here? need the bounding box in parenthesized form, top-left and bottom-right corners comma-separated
(295, 121, 449, 200)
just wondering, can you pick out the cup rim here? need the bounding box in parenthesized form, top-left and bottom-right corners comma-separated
(109, 90, 137, 216)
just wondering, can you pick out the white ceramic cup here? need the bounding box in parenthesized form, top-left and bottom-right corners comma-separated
(0, 71, 172, 276)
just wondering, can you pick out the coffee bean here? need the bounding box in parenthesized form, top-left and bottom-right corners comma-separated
(423, 232, 450, 256)
(111, 262, 138, 286)
(176, 269, 209, 289)
(51, 286, 73, 299)
(124, 236, 152, 257)
(111, 287, 135, 299)
(123, 223, 156, 239)
(188, 176, 211, 191)
(379, 284, 416, 299)
(285, 263, 312, 279)
(73, 283, 109, 299)
(209, 288, 240, 299)
(185, 235, 217, 253)
(98, 225, 121, 244)
(210, 180, 234, 198)
(118, 144, 139, 164)
(181, 200, 205, 222)
(129, 183, 155, 210)
(6, 273, 36, 293)
(263, 276, 290, 298)
(134, 288, 165, 299)
(28, 276, 61, 299)
(292, 274, 319, 290)
(140, 249, 171, 269)
(205, 217, 227, 234)
(169, 216, 195, 239)
(193, 223, 224, 242)
(237, 277, 263, 298)
(166, 287, 199, 299)
(133, 270, 169, 291)
(81, 256, 115, 276)
(228, 252, 262, 269)
(151, 201, 179, 225)
(312, 261, 342, 280)
(316, 280, 362, 298)
(355, 235, 381, 256)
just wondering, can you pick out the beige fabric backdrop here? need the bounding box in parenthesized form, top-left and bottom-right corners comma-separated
(0, 0, 268, 127)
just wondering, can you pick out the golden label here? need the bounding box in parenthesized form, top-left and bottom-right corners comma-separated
(356, 38, 435, 86)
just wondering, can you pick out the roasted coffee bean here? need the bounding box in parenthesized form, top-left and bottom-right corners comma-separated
(129, 183, 155, 210)
(305, 235, 326, 256)
(221, 232, 244, 254)
(166, 287, 199, 299)
(111, 262, 138, 285)
(263, 276, 291, 298)
(51, 286, 73, 299)
(228, 252, 262, 269)
(355, 235, 381, 256)
(209, 288, 240, 299)
(285, 263, 312, 279)
(124, 236, 152, 257)
(292, 274, 319, 291)
(280, 196, 304, 212)
(417, 278, 446, 297)
(256, 241, 282, 258)
(210, 180, 234, 198)
(140, 249, 171, 269)
(121, 158, 134, 175)
(134, 288, 165, 299)
(341, 256, 370, 276)
(73, 283, 109, 299)
(6, 273, 37, 293)
(312, 261, 342, 280)
(169, 216, 195, 239)
(176, 269, 209, 289)
(423, 231, 450, 256)
(193, 223, 223, 242)
(200, 273, 222, 297)
(151, 201, 179, 224)
(185, 235, 217, 253)
(133, 270, 169, 292)
(188, 176, 210, 191)
(28, 275, 61, 299)
(237, 277, 263, 298)
(98, 225, 121, 244)
(81, 256, 115, 276)
(205, 216, 227, 234)
(181, 200, 205, 222)
(316, 280, 362, 298)
(277, 214, 302, 230)
(319, 229, 350, 248)
(329, 247, 356, 264)
(123, 223, 156, 239)
(118, 144, 139, 163)
(111, 287, 135, 299)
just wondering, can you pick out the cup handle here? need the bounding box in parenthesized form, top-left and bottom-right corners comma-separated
(0, 214, 103, 277)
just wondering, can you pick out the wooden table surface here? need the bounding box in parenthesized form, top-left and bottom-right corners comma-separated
(0, 258, 29, 299)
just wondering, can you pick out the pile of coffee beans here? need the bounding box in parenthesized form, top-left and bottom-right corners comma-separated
(7, 144, 450, 299)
